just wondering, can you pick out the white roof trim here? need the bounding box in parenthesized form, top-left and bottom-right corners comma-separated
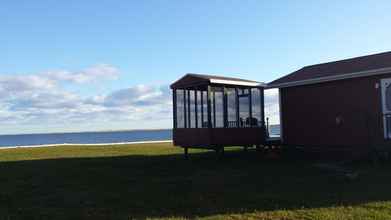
(267, 66, 391, 89)
(210, 78, 266, 87)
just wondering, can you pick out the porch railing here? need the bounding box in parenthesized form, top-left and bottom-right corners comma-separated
(227, 118, 263, 128)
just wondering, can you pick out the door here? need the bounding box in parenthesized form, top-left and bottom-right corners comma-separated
(381, 78, 391, 139)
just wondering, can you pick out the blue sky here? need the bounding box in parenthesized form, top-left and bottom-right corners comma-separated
(0, 1, 391, 134)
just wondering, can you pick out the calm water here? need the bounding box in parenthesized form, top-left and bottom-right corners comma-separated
(269, 124, 281, 137)
(0, 130, 172, 147)
(0, 125, 281, 147)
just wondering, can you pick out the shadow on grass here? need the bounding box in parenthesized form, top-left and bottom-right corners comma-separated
(0, 149, 390, 219)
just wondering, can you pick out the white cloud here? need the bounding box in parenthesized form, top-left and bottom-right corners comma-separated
(0, 65, 282, 134)
(104, 85, 170, 107)
(0, 65, 172, 134)
(44, 64, 120, 84)
(0, 75, 56, 99)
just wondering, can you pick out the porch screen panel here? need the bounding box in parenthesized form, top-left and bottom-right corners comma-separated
(197, 90, 202, 128)
(202, 91, 208, 128)
(176, 90, 185, 128)
(210, 90, 215, 128)
(190, 90, 196, 128)
(386, 84, 391, 111)
(214, 88, 224, 128)
(238, 88, 250, 127)
(227, 88, 237, 128)
(251, 88, 262, 127)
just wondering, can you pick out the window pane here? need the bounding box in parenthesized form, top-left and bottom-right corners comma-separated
(386, 115, 391, 138)
(227, 88, 237, 127)
(190, 90, 196, 128)
(211, 90, 215, 128)
(251, 88, 262, 127)
(176, 90, 185, 128)
(214, 88, 224, 128)
(239, 89, 250, 127)
(202, 91, 208, 128)
(185, 90, 189, 128)
(386, 85, 391, 111)
(196, 91, 202, 128)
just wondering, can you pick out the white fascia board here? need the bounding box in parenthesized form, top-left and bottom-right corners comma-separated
(210, 78, 266, 87)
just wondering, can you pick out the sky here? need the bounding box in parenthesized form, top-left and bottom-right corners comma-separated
(0, 0, 391, 134)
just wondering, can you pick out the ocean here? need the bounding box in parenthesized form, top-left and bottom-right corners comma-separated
(0, 130, 172, 147)
(0, 125, 280, 148)
(268, 124, 281, 137)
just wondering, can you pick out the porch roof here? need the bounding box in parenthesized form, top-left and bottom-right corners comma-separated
(170, 73, 266, 89)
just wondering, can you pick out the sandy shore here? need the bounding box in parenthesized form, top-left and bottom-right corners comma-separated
(0, 140, 173, 150)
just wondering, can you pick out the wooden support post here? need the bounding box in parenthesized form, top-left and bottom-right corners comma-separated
(215, 146, 224, 157)
(184, 147, 189, 159)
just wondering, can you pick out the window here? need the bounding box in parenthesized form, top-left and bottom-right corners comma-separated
(176, 90, 185, 128)
(202, 91, 208, 128)
(238, 89, 250, 127)
(210, 87, 224, 128)
(189, 90, 196, 128)
(386, 84, 391, 111)
(381, 79, 391, 139)
(227, 88, 237, 127)
(214, 89, 224, 128)
(196, 90, 202, 128)
(251, 88, 262, 127)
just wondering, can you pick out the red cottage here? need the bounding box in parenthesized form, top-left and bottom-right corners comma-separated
(268, 51, 391, 158)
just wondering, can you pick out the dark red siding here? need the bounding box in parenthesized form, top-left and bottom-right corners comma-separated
(280, 73, 391, 153)
(173, 127, 266, 148)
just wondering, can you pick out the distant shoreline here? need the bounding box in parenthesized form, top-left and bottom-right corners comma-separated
(0, 124, 281, 136)
(0, 140, 173, 150)
(0, 128, 172, 137)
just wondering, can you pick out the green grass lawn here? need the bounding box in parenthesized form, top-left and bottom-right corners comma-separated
(0, 143, 391, 220)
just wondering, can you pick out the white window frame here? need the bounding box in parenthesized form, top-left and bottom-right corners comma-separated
(381, 78, 391, 139)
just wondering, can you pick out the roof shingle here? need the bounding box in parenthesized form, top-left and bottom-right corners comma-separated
(269, 51, 391, 87)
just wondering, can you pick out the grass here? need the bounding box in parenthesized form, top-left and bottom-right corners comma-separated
(0, 143, 390, 219)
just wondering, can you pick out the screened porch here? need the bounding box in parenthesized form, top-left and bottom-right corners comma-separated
(171, 74, 267, 149)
